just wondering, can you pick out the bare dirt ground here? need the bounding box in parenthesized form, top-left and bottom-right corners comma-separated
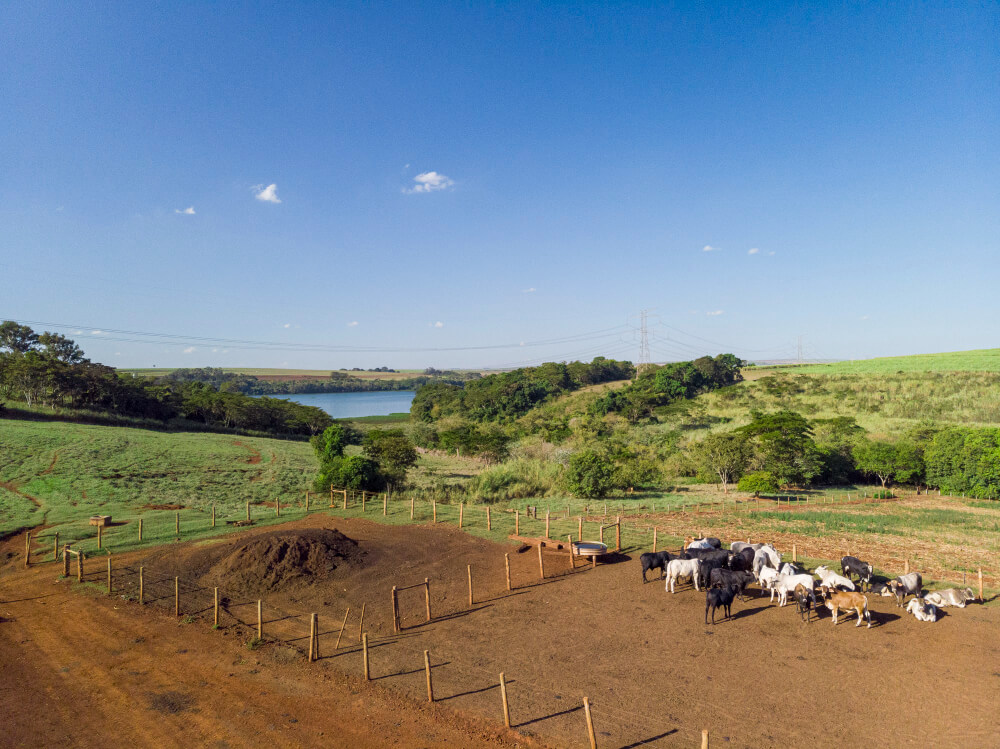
(2, 515, 999, 748)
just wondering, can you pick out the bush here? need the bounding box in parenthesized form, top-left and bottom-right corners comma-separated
(737, 471, 779, 497)
(314, 455, 383, 492)
(565, 449, 616, 498)
(468, 459, 562, 503)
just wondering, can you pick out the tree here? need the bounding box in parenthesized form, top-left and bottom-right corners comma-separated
(0, 321, 39, 353)
(565, 449, 615, 497)
(310, 422, 361, 463)
(697, 431, 752, 494)
(853, 439, 924, 488)
(737, 471, 779, 497)
(363, 429, 418, 489)
(739, 410, 823, 488)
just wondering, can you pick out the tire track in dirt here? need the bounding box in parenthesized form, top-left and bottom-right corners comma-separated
(39, 451, 59, 475)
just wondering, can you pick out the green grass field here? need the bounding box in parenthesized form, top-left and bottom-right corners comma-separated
(754, 347, 1000, 375)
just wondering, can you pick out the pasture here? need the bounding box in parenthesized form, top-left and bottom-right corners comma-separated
(753, 347, 1000, 374)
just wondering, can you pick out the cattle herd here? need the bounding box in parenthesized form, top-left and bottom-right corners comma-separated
(639, 536, 978, 627)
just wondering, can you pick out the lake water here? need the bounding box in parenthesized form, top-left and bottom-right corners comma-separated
(262, 391, 416, 418)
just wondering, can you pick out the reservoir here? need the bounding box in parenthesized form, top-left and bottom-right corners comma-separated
(262, 390, 416, 419)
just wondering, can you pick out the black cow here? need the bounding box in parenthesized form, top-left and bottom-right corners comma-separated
(705, 584, 739, 625)
(709, 569, 755, 601)
(841, 555, 874, 591)
(640, 551, 674, 583)
(686, 549, 730, 587)
(728, 547, 755, 572)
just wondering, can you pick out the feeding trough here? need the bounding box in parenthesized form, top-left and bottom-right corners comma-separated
(89, 515, 111, 527)
(572, 541, 608, 557)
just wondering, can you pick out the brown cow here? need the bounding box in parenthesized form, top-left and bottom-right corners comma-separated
(823, 590, 872, 628)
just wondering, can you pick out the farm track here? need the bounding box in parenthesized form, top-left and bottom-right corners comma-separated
(3, 515, 998, 748)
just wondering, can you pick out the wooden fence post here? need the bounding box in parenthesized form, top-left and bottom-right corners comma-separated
(979, 569, 984, 602)
(424, 650, 434, 702)
(97, 524, 102, 550)
(652, 527, 657, 552)
(358, 602, 365, 643)
(362, 633, 370, 680)
(702, 728, 710, 748)
(107, 556, 112, 595)
(257, 599, 262, 638)
(175, 577, 180, 617)
(515, 509, 519, 535)
(505, 553, 512, 591)
(383, 493, 387, 516)
(337, 607, 351, 648)
(138, 517, 143, 541)
(410, 497, 415, 520)
(468, 564, 474, 606)
(362, 492, 366, 513)
(615, 518, 621, 552)
(537, 542, 545, 579)
(904, 559, 909, 574)
(793, 544, 797, 563)
(391, 586, 400, 632)
(583, 696, 597, 749)
(246, 500, 250, 522)
(24, 532, 30, 567)
(545, 510, 550, 539)
(305, 491, 310, 512)
(343, 489, 347, 510)
(63, 547, 69, 577)
(424, 578, 432, 622)
(578, 516, 583, 542)
(139, 566, 144, 604)
(175, 512, 179, 535)
(459, 502, 464, 529)
(53, 532, 59, 562)
(499, 671, 511, 728)
(275, 497, 280, 517)
(487, 506, 491, 531)
(568, 535, 575, 570)
(308, 613, 317, 661)
(330, 486, 334, 507)
(213, 587, 218, 626)
(212, 504, 216, 527)
(432, 501, 437, 523)
(78, 551, 84, 582)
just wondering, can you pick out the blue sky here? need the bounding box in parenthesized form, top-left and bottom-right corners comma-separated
(2, 2, 997, 369)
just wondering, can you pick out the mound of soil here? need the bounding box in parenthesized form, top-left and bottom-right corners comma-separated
(205, 528, 363, 596)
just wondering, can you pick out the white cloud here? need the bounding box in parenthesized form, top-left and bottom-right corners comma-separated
(283, 323, 291, 329)
(114, 352, 121, 356)
(175, 206, 196, 215)
(706, 310, 724, 316)
(860, 315, 869, 321)
(254, 183, 281, 203)
(73, 330, 83, 335)
(212, 348, 218, 352)
(406, 171, 454, 194)
(767, 251, 776, 256)
(748, 247, 759, 255)
(347, 321, 359, 327)
(431, 321, 444, 328)
(702, 245, 718, 252)
(183, 346, 195, 354)
(522, 287, 537, 293)
(91, 330, 104, 335)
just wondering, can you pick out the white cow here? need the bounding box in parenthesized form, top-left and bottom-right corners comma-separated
(771, 572, 818, 607)
(779, 563, 802, 576)
(923, 588, 975, 608)
(686, 539, 713, 550)
(815, 565, 856, 592)
(758, 567, 780, 597)
(906, 598, 939, 622)
(666, 558, 703, 594)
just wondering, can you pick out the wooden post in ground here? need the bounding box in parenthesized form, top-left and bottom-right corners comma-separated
(702, 729, 709, 749)
(537, 542, 545, 579)
(568, 535, 575, 570)
(275, 497, 280, 517)
(343, 490, 347, 510)
(424, 578, 432, 622)
(362, 633, 370, 680)
(308, 613, 317, 661)
(53, 532, 59, 562)
(336, 607, 351, 648)
(175, 512, 179, 535)
(138, 517, 143, 541)
(391, 586, 400, 632)
(358, 602, 365, 643)
(583, 697, 597, 749)
(793, 544, 797, 563)
(175, 577, 180, 617)
(979, 569, 984, 602)
(305, 491, 310, 512)
(545, 510, 550, 539)
(578, 516, 583, 542)
(904, 559, 909, 574)
(424, 650, 434, 702)
(139, 567, 144, 604)
(212, 504, 216, 527)
(499, 672, 511, 728)
(97, 524, 102, 550)
(616, 517, 621, 552)
(107, 556, 112, 595)
(468, 565, 474, 606)
(487, 506, 491, 531)
(383, 493, 387, 516)
(504, 553, 512, 591)
(257, 599, 262, 638)
(362, 492, 366, 513)
(246, 500, 250, 522)
(600, 525, 605, 546)
(459, 502, 464, 529)
(330, 486, 334, 507)
(63, 547, 69, 577)
(652, 527, 657, 552)
(77, 552, 84, 582)
(24, 532, 30, 567)
(213, 587, 218, 626)
(515, 509, 519, 535)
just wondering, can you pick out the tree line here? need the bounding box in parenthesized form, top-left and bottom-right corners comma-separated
(0, 322, 331, 437)
(157, 367, 479, 395)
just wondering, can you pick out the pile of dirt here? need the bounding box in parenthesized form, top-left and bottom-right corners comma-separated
(204, 528, 363, 596)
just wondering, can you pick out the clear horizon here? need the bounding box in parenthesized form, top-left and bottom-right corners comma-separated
(3, 3, 997, 370)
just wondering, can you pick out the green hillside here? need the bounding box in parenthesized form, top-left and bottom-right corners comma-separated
(756, 348, 1000, 375)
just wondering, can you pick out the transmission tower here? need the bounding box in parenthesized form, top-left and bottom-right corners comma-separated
(638, 309, 651, 373)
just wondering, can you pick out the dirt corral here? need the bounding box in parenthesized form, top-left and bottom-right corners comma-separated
(2, 514, 999, 748)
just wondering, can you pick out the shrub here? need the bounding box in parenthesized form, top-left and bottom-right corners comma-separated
(565, 449, 616, 498)
(737, 471, 779, 497)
